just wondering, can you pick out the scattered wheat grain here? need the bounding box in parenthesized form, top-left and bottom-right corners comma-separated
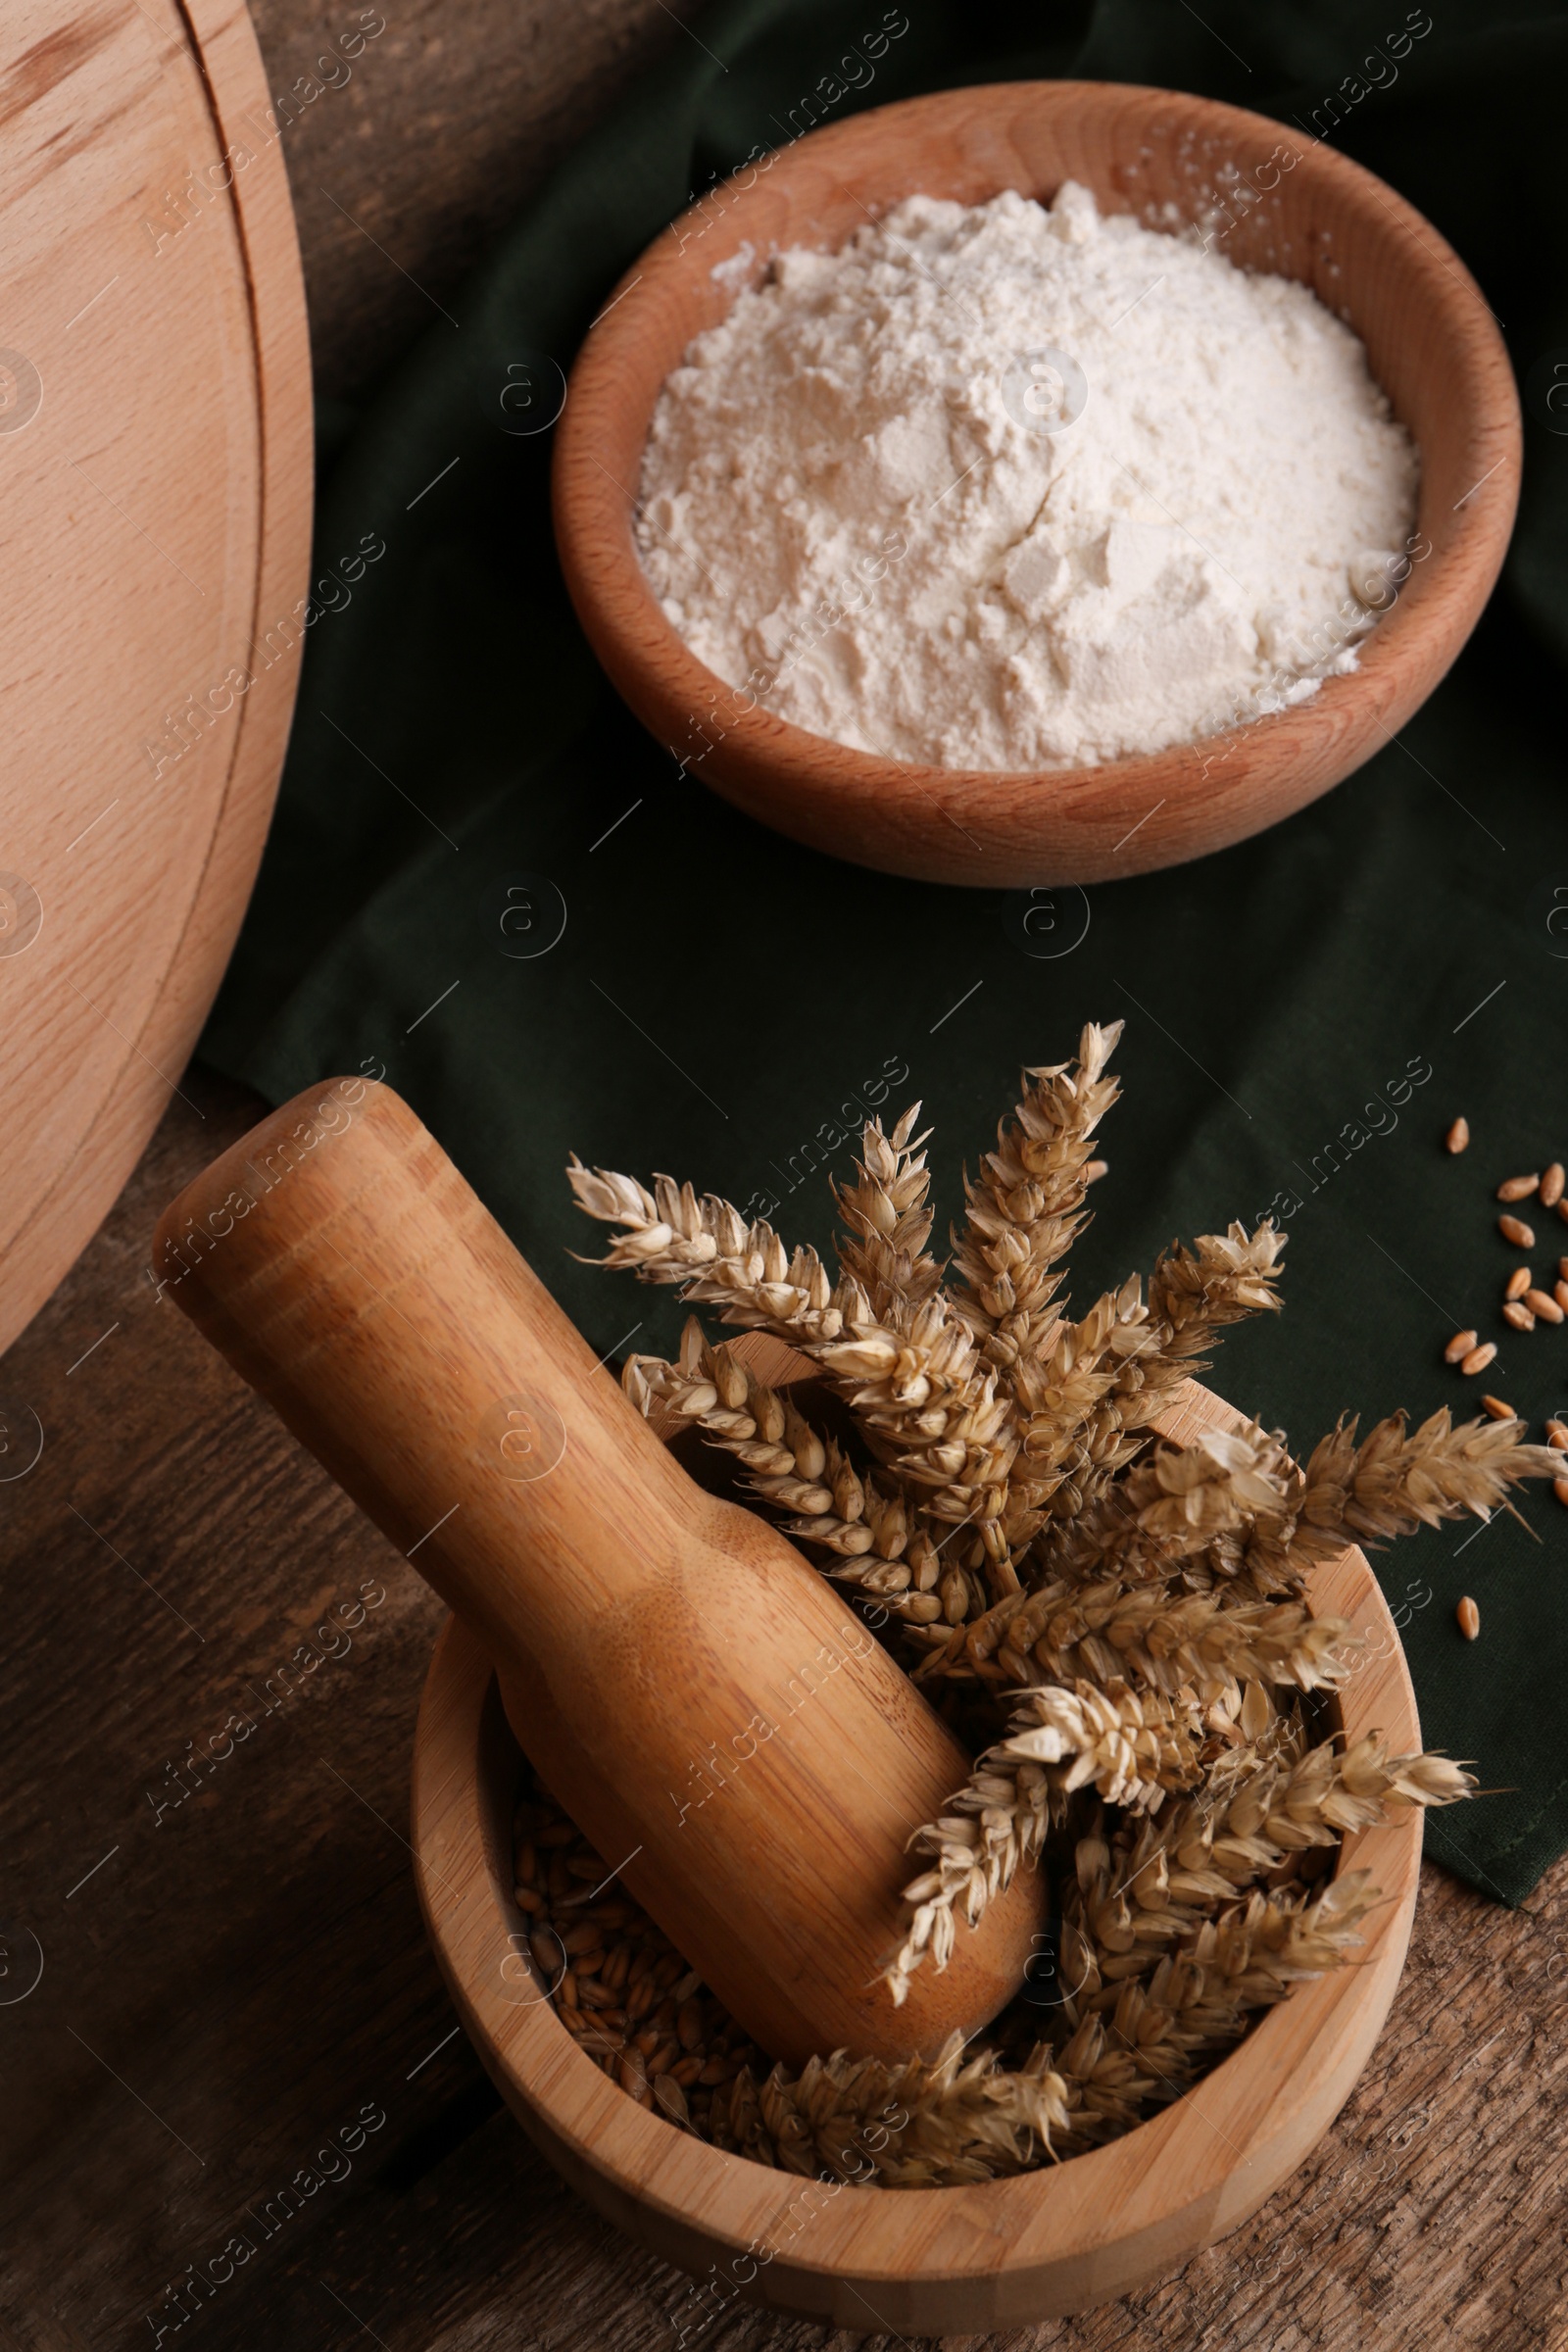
(1456, 1595, 1481, 1641)
(1446, 1117, 1470, 1153)
(1499, 1215, 1536, 1247)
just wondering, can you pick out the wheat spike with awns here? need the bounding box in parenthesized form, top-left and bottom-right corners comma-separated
(563, 1021, 1552, 2183)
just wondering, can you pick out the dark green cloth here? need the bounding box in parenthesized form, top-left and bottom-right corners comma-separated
(203, 0, 1568, 1906)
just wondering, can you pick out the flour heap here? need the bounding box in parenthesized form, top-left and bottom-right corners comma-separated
(636, 183, 1419, 772)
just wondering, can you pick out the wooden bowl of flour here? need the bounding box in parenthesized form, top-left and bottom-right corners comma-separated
(552, 81, 1518, 887)
(412, 1340, 1424, 2329)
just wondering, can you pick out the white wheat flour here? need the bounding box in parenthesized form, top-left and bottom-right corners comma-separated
(635, 183, 1419, 771)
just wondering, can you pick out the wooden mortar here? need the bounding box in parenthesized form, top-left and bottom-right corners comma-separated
(413, 1343, 1423, 2327)
(153, 1076, 1043, 2066)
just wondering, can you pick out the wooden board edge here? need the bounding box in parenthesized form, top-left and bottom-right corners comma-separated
(0, 0, 313, 1354)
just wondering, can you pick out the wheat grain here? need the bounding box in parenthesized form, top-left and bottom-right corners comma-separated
(514, 1765, 1073, 2183)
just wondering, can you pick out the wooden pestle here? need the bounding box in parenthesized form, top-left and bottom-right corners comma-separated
(154, 1078, 1043, 2065)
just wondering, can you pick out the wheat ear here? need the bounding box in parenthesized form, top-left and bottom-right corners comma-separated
(927, 1575, 1353, 1703)
(1051, 1872, 1381, 2149)
(949, 1020, 1124, 1367)
(572, 1155, 1026, 1584)
(1247, 1408, 1561, 1584)
(624, 1322, 946, 1620)
(886, 1682, 1204, 2005)
(1067, 1734, 1473, 1994)
(717, 2034, 1070, 2185)
(833, 1103, 946, 1328)
(1042, 1224, 1289, 1528)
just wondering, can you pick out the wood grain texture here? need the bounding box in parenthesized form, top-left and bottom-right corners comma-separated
(0, 0, 313, 1357)
(245, 0, 719, 397)
(553, 81, 1520, 889)
(412, 1350, 1421, 2332)
(152, 1082, 1043, 2067)
(0, 1062, 1563, 2351)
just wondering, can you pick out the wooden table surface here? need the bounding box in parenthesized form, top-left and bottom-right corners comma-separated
(3, 1060, 1565, 2352)
(7, 21, 1564, 2341)
(246, 0, 718, 397)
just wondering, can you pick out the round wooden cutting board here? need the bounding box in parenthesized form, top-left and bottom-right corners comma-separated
(0, 0, 312, 1353)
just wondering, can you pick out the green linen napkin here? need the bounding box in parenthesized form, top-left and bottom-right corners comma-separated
(203, 0, 1568, 1905)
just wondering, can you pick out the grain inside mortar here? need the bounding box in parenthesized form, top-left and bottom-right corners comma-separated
(511, 1753, 1075, 2165)
(512, 1744, 1338, 2175)
(514, 1768, 766, 2134)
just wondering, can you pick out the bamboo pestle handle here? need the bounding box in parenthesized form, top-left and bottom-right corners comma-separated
(154, 1078, 1043, 2065)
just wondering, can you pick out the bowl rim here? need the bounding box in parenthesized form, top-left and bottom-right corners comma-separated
(552, 79, 1520, 886)
(412, 1368, 1422, 2323)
